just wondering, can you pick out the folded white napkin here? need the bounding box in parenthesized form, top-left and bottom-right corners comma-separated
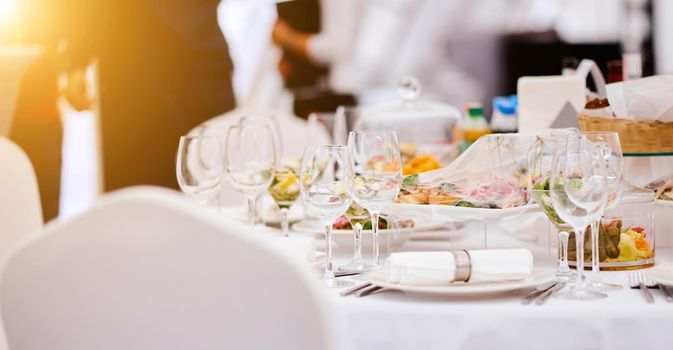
(383, 249, 533, 286)
(607, 75, 673, 122)
(268, 237, 316, 264)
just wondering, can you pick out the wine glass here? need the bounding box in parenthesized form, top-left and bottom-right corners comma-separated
(224, 124, 276, 227)
(550, 134, 609, 300)
(346, 130, 403, 269)
(176, 135, 224, 206)
(528, 134, 575, 280)
(583, 132, 624, 292)
(338, 201, 373, 274)
(300, 145, 354, 288)
(268, 165, 300, 237)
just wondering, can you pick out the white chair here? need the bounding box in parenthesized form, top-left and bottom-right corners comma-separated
(0, 136, 43, 247)
(1, 186, 332, 350)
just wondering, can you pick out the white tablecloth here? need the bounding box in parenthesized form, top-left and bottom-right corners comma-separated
(298, 222, 673, 350)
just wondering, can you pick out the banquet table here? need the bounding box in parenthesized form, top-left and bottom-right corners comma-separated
(293, 221, 673, 350)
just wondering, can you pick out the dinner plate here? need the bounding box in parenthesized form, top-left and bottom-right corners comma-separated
(292, 220, 445, 249)
(656, 199, 673, 208)
(385, 203, 541, 222)
(646, 265, 673, 286)
(366, 269, 556, 297)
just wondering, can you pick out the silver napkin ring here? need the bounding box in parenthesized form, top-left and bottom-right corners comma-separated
(453, 250, 472, 282)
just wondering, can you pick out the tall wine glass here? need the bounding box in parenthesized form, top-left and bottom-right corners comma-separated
(584, 132, 624, 292)
(176, 135, 224, 206)
(550, 134, 609, 300)
(224, 124, 276, 227)
(339, 202, 372, 274)
(300, 145, 354, 288)
(528, 133, 576, 280)
(347, 130, 403, 269)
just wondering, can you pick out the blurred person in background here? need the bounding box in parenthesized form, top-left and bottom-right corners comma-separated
(60, 0, 235, 192)
(271, 0, 362, 117)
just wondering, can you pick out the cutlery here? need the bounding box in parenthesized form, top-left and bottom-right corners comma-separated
(335, 271, 362, 278)
(639, 272, 673, 302)
(521, 282, 556, 305)
(340, 282, 371, 297)
(629, 271, 655, 303)
(659, 284, 673, 302)
(535, 282, 566, 305)
(354, 285, 383, 297)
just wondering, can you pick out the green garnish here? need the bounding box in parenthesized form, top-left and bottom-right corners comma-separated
(402, 174, 419, 189)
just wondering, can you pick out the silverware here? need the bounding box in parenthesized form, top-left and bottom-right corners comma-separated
(335, 271, 362, 278)
(629, 271, 655, 303)
(659, 284, 673, 303)
(340, 282, 371, 297)
(354, 285, 383, 297)
(521, 282, 556, 305)
(535, 282, 566, 305)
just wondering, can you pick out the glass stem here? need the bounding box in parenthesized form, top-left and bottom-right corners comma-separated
(324, 223, 336, 282)
(558, 230, 571, 274)
(247, 196, 256, 227)
(353, 223, 363, 263)
(574, 226, 587, 291)
(280, 207, 289, 237)
(590, 220, 601, 279)
(370, 211, 381, 269)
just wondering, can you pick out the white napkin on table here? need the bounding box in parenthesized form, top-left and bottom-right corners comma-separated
(606, 75, 673, 122)
(383, 249, 533, 286)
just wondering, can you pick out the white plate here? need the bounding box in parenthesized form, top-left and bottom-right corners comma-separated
(646, 265, 673, 286)
(656, 199, 673, 208)
(385, 203, 540, 222)
(366, 269, 556, 297)
(292, 220, 445, 249)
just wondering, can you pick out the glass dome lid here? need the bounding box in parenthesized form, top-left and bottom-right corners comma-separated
(359, 76, 462, 123)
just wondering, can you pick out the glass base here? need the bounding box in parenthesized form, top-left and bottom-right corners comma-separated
(338, 260, 373, 274)
(587, 280, 623, 293)
(555, 285, 607, 300)
(324, 278, 355, 288)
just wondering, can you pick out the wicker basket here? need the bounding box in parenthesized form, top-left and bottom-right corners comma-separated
(578, 114, 673, 155)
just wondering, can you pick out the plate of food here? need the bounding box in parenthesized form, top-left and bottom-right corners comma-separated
(365, 269, 556, 297)
(293, 216, 433, 250)
(390, 173, 539, 221)
(646, 174, 673, 204)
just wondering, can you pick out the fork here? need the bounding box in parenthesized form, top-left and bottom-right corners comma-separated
(640, 272, 673, 302)
(628, 271, 655, 303)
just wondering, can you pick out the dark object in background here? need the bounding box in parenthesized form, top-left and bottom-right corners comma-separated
(502, 31, 654, 95)
(276, 0, 328, 88)
(63, 0, 236, 192)
(292, 86, 356, 120)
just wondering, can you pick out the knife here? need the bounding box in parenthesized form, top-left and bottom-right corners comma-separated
(521, 282, 556, 305)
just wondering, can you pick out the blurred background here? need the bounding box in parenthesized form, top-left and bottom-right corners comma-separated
(1, 0, 672, 221)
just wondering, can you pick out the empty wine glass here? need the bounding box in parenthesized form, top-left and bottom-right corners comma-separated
(550, 134, 609, 300)
(339, 201, 373, 274)
(224, 124, 276, 227)
(300, 145, 354, 288)
(176, 135, 224, 206)
(347, 130, 403, 269)
(584, 132, 624, 292)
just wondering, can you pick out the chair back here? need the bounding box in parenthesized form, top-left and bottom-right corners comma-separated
(1, 187, 331, 350)
(0, 136, 42, 250)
